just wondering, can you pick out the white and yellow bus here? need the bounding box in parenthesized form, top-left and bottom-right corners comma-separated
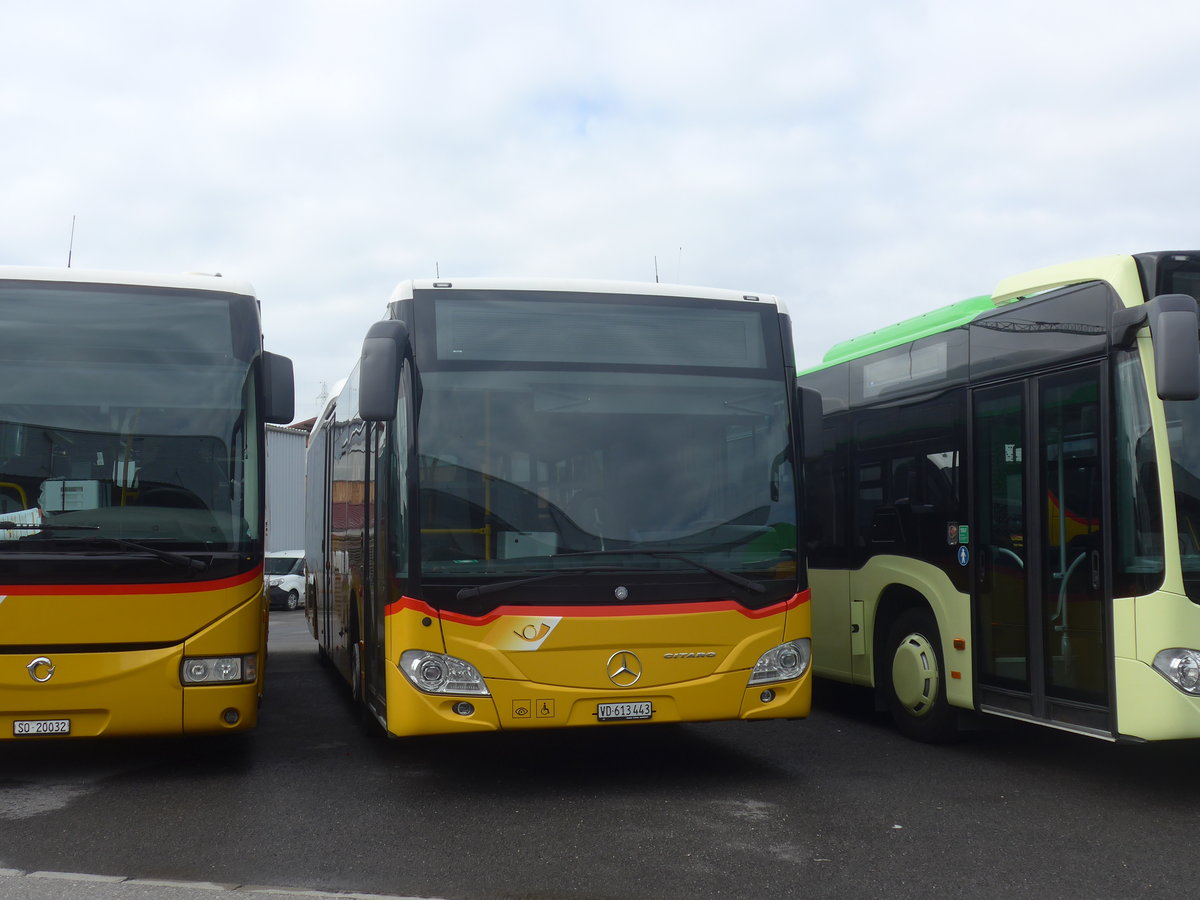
(0, 267, 293, 738)
(306, 278, 817, 736)
(800, 250, 1200, 742)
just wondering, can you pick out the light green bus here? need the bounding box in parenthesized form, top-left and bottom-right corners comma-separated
(799, 250, 1200, 741)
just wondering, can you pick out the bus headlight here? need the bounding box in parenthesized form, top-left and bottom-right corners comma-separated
(181, 654, 257, 685)
(748, 639, 811, 686)
(1153, 648, 1200, 694)
(399, 650, 490, 696)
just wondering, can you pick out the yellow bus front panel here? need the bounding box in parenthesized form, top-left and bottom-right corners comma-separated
(381, 593, 811, 737)
(0, 573, 265, 739)
(181, 591, 266, 734)
(1, 645, 183, 738)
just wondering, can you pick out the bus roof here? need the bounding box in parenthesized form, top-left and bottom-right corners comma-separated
(385, 277, 785, 314)
(814, 294, 994, 369)
(0, 266, 256, 297)
(807, 252, 1173, 373)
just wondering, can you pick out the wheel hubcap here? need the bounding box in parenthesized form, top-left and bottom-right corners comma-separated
(892, 631, 939, 717)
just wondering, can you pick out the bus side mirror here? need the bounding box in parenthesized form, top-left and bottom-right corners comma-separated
(359, 320, 411, 422)
(797, 385, 824, 461)
(262, 351, 295, 424)
(1148, 294, 1200, 401)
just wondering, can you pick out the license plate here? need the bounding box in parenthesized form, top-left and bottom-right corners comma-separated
(596, 701, 653, 722)
(13, 719, 71, 737)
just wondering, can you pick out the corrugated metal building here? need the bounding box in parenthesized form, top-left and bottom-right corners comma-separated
(266, 424, 308, 552)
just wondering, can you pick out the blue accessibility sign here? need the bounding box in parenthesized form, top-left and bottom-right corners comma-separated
(957, 545, 970, 567)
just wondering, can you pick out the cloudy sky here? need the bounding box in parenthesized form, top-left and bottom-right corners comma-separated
(4, 0, 1200, 422)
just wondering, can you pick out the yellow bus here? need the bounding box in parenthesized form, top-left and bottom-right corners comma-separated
(306, 278, 818, 736)
(0, 267, 294, 738)
(799, 250, 1200, 742)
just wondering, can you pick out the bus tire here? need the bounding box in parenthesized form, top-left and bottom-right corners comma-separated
(884, 606, 957, 743)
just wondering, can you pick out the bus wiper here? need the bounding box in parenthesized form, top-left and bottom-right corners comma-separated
(455, 567, 621, 601)
(6, 525, 208, 572)
(552, 549, 766, 594)
(3, 523, 99, 531)
(98, 537, 210, 572)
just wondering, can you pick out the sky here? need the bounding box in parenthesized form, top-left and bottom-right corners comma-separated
(5, 0, 1200, 424)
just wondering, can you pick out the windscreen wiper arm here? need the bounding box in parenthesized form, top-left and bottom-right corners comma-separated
(455, 567, 622, 601)
(552, 549, 766, 594)
(5, 524, 208, 572)
(4, 523, 99, 531)
(98, 537, 210, 572)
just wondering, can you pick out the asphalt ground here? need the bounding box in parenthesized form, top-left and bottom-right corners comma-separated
(3, 609, 1199, 899)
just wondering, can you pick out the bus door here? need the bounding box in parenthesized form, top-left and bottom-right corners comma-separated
(972, 365, 1112, 735)
(363, 422, 387, 716)
(306, 421, 334, 648)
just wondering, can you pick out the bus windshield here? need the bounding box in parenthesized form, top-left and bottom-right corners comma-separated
(1164, 397, 1200, 599)
(416, 368, 798, 595)
(0, 282, 261, 570)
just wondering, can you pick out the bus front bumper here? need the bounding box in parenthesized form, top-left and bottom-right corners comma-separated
(0, 646, 259, 739)
(384, 663, 812, 737)
(1115, 656, 1200, 741)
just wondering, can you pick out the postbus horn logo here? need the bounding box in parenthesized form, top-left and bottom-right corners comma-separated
(26, 657, 55, 683)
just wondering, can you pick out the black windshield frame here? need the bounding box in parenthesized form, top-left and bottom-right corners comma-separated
(411, 288, 787, 380)
(398, 288, 801, 614)
(0, 279, 267, 585)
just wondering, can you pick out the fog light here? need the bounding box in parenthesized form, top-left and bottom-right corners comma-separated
(222, 708, 240, 725)
(760, 689, 776, 703)
(453, 701, 475, 717)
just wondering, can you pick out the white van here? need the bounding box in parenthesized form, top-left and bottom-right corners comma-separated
(265, 550, 306, 610)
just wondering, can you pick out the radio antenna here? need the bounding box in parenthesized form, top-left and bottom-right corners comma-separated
(654, 256, 659, 283)
(67, 215, 76, 267)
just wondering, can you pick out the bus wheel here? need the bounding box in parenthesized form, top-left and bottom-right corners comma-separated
(884, 607, 957, 742)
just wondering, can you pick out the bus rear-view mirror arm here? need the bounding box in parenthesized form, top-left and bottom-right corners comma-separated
(359, 320, 412, 422)
(1113, 294, 1200, 401)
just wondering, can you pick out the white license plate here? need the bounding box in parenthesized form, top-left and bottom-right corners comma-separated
(13, 719, 71, 737)
(596, 701, 653, 722)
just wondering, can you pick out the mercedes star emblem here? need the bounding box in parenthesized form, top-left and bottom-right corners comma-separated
(606, 650, 642, 687)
